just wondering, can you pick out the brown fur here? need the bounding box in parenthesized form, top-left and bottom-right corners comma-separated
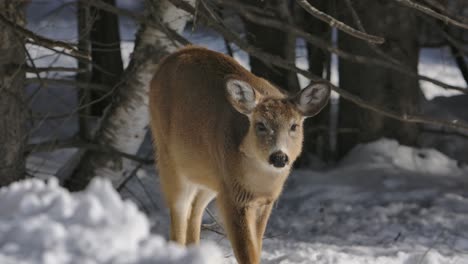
(149, 46, 329, 264)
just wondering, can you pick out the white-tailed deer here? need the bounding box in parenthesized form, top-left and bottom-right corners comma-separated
(149, 46, 330, 264)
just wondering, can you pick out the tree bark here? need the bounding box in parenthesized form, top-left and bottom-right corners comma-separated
(64, 0, 195, 190)
(77, 1, 93, 140)
(0, 1, 27, 186)
(76, 0, 124, 139)
(89, 0, 124, 116)
(337, 0, 422, 157)
(240, 0, 300, 92)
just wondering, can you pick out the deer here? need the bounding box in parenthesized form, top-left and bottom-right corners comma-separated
(149, 46, 330, 264)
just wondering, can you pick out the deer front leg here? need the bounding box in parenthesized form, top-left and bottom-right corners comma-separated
(255, 202, 274, 254)
(217, 193, 259, 264)
(186, 189, 216, 244)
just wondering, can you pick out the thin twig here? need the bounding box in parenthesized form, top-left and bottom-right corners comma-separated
(80, 0, 140, 21)
(0, 12, 88, 59)
(423, 0, 468, 24)
(26, 78, 110, 91)
(81, 0, 191, 46)
(25, 138, 154, 165)
(393, 0, 468, 30)
(296, 0, 385, 44)
(343, 0, 402, 66)
(122, 185, 151, 215)
(25, 66, 85, 73)
(23, 45, 45, 88)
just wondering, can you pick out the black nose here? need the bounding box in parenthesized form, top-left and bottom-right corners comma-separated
(269, 151, 289, 168)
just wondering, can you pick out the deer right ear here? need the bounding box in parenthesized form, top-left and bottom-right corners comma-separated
(226, 79, 257, 115)
(292, 82, 330, 117)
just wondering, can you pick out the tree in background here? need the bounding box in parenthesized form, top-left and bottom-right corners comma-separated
(295, 0, 333, 164)
(77, 0, 124, 140)
(337, 0, 422, 157)
(89, 0, 124, 116)
(0, 0, 27, 186)
(11, 0, 467, 190)
(64, 0, 195, 190)
(240, 0, 300, 92)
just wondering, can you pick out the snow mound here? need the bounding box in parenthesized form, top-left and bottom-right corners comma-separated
(339, 138, 467, 176)
(0, 178, 222, 264)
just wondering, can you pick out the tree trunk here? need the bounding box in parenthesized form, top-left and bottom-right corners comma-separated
(77, 1, 92, 140)
(337, 0, 421, 157)
(240, 0, 300, 92)
(294, 0, 333, 165)
(0, 1, 27, 186)
(76, 0, 124, 139)
(64, 0, 195, 190)
(89, 0, 124, 116)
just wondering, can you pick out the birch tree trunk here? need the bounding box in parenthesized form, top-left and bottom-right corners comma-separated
(0, 1, 27, 186)
(64, 0, 195, 190)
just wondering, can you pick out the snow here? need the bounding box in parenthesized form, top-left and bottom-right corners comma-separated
(18, 139, 468, 264)
(0, 178, 222, 264)
(419, 48, 466, 100)
(117, 139, 468, 264)
(340, 139, 466, 176)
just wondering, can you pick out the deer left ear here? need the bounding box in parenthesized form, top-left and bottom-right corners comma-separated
(292, 83, 330, 117)
(226, 79, 258, 115)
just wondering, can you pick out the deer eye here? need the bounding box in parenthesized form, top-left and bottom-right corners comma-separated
(290, 124, 299, 132)
(255, 122, 267, 133)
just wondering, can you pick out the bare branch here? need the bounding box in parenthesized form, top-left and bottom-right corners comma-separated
(0, 12, 88, 59)
(80, 0, 141, 21)
(213, 0, 467, 94)
(393, 0, 468, 30)
(295, 0, 385, 44)
(25, 138, 154, 165)
(26, 78, 110, 91)
(170, 0, 468, 134)
(423, 0, 468, 24)
(25, 66, 84, 73)
(80, 0, 191, 46)
(343, 0, 402, 66)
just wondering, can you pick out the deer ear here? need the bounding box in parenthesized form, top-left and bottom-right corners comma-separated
(292, 83, 330, 117)
(226, 79, 257, 115)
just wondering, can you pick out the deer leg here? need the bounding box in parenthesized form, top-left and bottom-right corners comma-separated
(217, 193, 259, 264)
(186, 189, 216, 244)
(255, 202, 274, 255)
(158, 157, 196, 245)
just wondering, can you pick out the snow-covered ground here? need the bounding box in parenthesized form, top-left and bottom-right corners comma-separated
(19, 2, 468, 264)
(133, 139, 468, 264)
(0, 178, 221, 264)
(18, 139, 468, 264)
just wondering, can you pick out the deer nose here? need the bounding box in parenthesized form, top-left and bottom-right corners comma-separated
(269, 151, 289, 168)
